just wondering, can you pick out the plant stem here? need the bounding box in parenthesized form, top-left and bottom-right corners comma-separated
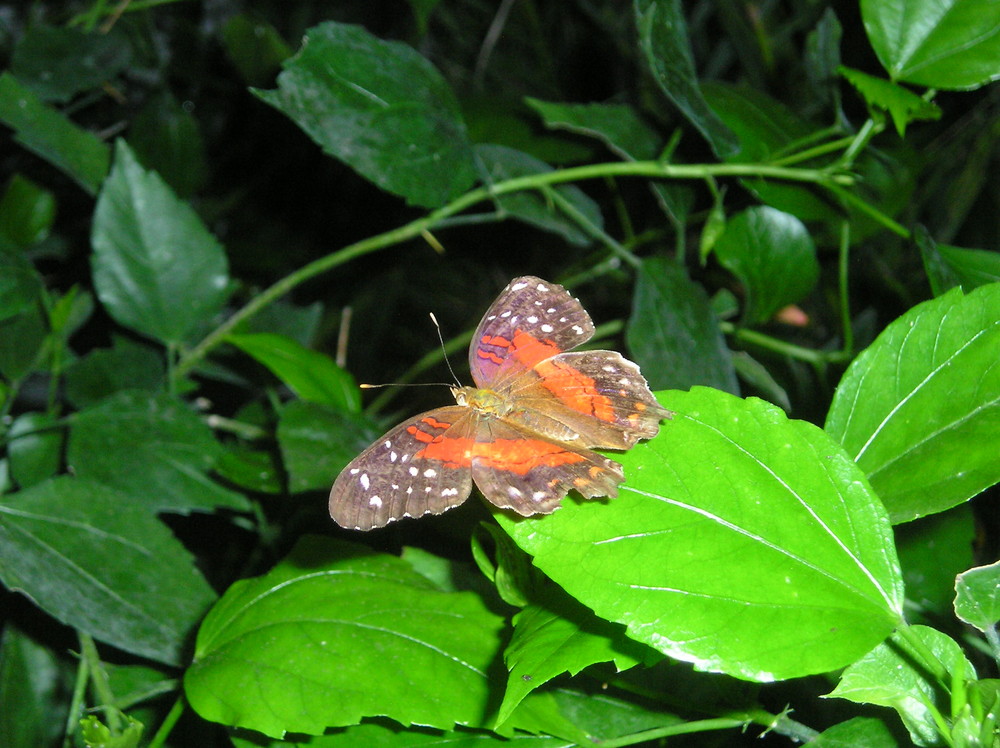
(172, 160, 853, 385)
(147, 695, 185, 748)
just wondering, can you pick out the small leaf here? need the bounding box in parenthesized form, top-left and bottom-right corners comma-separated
(498, 591, 650, 725)
(8, 413, 62, 489)
(862, 0, 1000, 89)
(825, 284, 1000, 523)
(0, 477, 217, 665)
(255, 21, 477, 208)
(67, 391, 249, 514)
(954, 561, 1000, 634)
(227, 332, 360, 412)
(0, 72, 109, 195)
(634, 0, 737, 157)
(714, 206, 819, 325)
(63, 336, 165, 408)
(0, 625, 69, 748)
(0, 251, 42, 323)
(829, 625, 975, 746)
(917, 227, 1000, 293)
(626, 257, 738, 393)
(185, 536, 506, 737)
(525, 98, 663, 160)
(277, 400, 379, 493)
(839, 66, 940, 136)
(809, 717, 899, 748)
(129, 91, 208, 198)
(0, 304, 47, 381)
(501, 388, 904, 681)
(474, 144, 603, 246)
(0, 174, 56, 247)
(91, 140, 230, 345)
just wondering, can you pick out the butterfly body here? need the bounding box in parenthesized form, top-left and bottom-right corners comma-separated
(330, 276, 670, 530)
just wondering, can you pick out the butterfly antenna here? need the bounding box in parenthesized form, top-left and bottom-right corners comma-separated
(429, 312, 462, 387)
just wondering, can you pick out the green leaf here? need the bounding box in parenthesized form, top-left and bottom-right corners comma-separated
(0, 477, 217, 666)
(91, 140, 230, 345)
(825, 284, 1000, 523)
(10, 23, 131, 103)
(626, 257, 738, 393)
(830, 625, 975, 746)
(525, 98, 663, 160)
(500, 388, 904, 681)
(185, 536, 506, 738)
(954, 561, 1000, 633)
(474, 144, 603, 246)
(129, 91, 208, 198)
(255, 21, 477, 208)
(634, 0, 737, 157)
(277, 399, 380, 493)
(63, 335, 165, 408)
(221, 14, 292, 87)
(67, 391, 249, 514)
(0, 303, 47, 381)
(714, 206, 819, 325)
(227, 332, 360, 412)
(0, 174, 56, 247)
(0, 251, 42, 323)
(917, 228, 1000, 293)
(896, 507, 975, 620)
(839, 66, 941, 136)
(0, 72, 110, 195)
(8, 412, 62, 489)
(0, 625, 69, 748)
(809, 717, 900, 748)
(232, 724, 568, 747)
(862, 0, 1000, 89)
(497, 591, 650, 725)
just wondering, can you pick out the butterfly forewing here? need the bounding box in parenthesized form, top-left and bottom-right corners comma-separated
(469, 276, 595, 389)
(329, 407, 475, 530)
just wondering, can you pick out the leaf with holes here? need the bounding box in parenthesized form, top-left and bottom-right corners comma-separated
(825, 284, 1000, 523)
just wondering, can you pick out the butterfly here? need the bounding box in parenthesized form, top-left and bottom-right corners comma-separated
(329, 276, 670, 530)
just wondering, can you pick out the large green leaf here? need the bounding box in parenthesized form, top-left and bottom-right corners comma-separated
(862, 0, 1000, 89)
(714, 206, 819, 325)
(66, 391, 249, 514)
(63, 335, 165, 408)
(0, 477, 216, 666)
(626, 257, 738, 393)
(825, 284, 1000, 523)
(0, 625, 69, 748)
(0, 72, 109, 195)
(500, 388, 904, 681)
(185, 537, 506, 738)
(255, 21, 476, 208)
(474, 144, 603, 246)
(634, 0, 737, 157)
(91, 140, 230, 345)
(227, 332, 360, 412)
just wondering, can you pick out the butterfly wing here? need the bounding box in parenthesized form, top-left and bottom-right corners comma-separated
(329, 406, 476, 530)
(467, 416, 625, 516)
(469, 276, 594, 389)
(505, 350, 671, 450)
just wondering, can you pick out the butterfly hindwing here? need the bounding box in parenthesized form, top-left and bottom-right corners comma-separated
(467, 417, 625, 516)
(507, 350, 671, 449)
(469, 276, 595, 388)
(329, 407, 475, 530)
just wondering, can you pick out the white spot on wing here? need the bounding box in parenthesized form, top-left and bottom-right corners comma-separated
(349, 468, 360, 475)
(533, 491, 546, 501)
(511, 281, 529, 291)
(535, 283, 548, 291)
(508, 486, 523, 498)
(500, 311, 512, 318)
(541, 324, 554, 333)
(409, 466, 419, 476)
(369, 495, 382, 507)
(572, 325, 584, 335)
(424, 468, 437, 478)
(390, 451, 398, 462)
(383, 440, 392, 448)
(527, 315, 538, 323)
(442, 487, 459, 496)
(360, 473, 371, 490)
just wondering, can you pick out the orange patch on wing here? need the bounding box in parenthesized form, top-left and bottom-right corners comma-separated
(510, 330, 560, 368)
(534, 359, 616, 422)
(475, 438, 587, 474)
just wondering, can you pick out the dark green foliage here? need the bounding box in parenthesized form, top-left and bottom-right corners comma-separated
(1, 2, 999, 747)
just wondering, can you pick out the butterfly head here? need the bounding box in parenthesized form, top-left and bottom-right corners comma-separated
(452, 385, 513, 417)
